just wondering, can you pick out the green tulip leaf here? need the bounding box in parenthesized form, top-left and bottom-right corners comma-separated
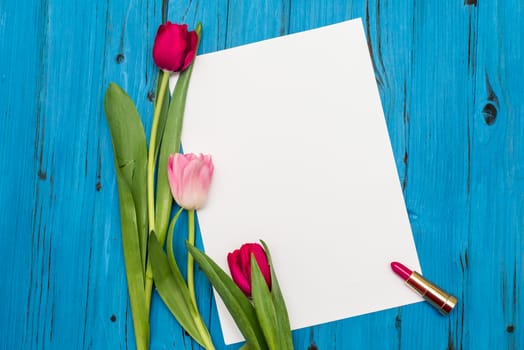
(260, 241, 293, 349)
(186, 243, 268, 350)
(148, 232, 207, 347)
(153, 70, 170, 161)
(114, 168, 149, 350)
(155, 23, 202, 245)
(104, 83, 148, 272)
(251, 257, 279, 350)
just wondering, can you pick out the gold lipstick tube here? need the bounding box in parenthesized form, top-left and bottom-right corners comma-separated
(406, 272, 457, 315)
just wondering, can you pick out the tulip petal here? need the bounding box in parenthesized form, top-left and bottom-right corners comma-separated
(239, 245, 253, 281)
(181, 159, 205, 209)
(167, 155, 179, 202)
(182, 30, 198, 71)
(228, 251, 252, 295)
(168, 25, 189, 71)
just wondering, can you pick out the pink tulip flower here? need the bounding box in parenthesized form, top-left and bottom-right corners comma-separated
(167, 153, 214, 210)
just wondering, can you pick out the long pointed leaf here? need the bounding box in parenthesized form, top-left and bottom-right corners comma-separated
(114, 168, 149, 350)
(148, 233, 206, 347)
(251, 258, 278, 350)
(153, 70, 170, 160)
(155, 23, 202, 245)
(104, 83, 148, 272)
(260, 241, 293, 349)
(186, 244, 268, 350)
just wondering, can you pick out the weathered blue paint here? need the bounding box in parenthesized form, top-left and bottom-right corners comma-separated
(1, 0, 522, 349)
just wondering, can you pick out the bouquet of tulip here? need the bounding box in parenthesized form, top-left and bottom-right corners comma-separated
(104, 20, 293, 350)
(104, 21, 215, 350)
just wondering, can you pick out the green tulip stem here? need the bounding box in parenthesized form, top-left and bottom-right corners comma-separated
(144, 69, 170, 317)
(187, 209, 197, 308)
(186, 210, 214, 349)
(147, 69, 170, 235)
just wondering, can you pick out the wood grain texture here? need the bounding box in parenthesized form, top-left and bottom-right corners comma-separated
(0, 0, 522, 349)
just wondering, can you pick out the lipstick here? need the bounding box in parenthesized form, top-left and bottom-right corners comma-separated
(391, 261, 457, 315)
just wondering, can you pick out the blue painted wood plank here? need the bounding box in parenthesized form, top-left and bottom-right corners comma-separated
(399, 1, 473, 349)
(466, 0, 524, 349)
(0, 0, 46, 347)
(1, 0, 523, 349)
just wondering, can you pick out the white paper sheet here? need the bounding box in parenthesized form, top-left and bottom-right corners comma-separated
(174, 18, 422, 345)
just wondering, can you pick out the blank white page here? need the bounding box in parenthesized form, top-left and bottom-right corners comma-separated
(177, 18, 422, 345)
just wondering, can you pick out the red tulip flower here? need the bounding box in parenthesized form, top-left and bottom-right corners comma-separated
(152, 22, 198, 72)
(227, 243, 272, 297)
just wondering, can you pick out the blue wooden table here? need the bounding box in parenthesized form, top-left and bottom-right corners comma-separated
(1, 0, 523, 349)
